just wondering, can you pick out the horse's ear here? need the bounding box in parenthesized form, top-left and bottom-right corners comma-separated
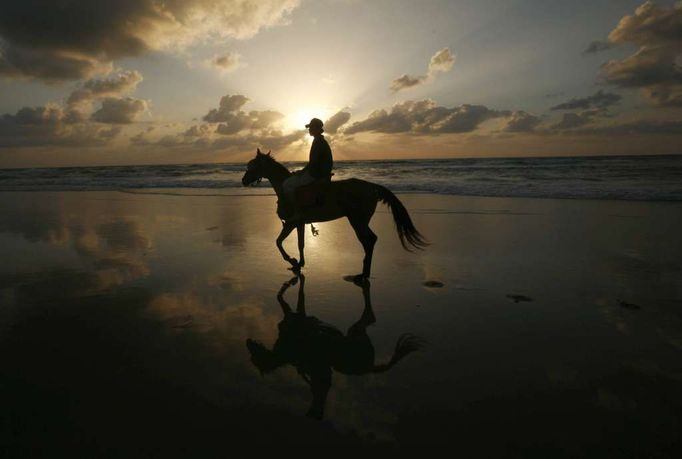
(267, 150, 271, 156)
(256, 148, 262, 155)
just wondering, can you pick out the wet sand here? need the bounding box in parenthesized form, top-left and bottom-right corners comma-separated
(1, 191, 681, 454)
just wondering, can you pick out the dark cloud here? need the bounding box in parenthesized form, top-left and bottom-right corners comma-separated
(324, 110, 351, 134)
(91, 97, 148, 124)
(544, 91, 565, 98)
(503, 111, 542, 132)
(67, 71, 143, 107)
(0, 0, 300, 81)
(389, 47, 455, 92)
(583, 40, 614, 54)
(0, 104, 121, 147)
(550, 109, 602, 130)
(183, 124, 213, 138)
(0, 69, 146, 147)
(211, 53, 241, 72)
(601, 46, 682, 106)
(390, 74, 426, 92)
(573, 118, 682, 135)
(550, 90, 622, 110)
(0, 41, 112, 81)
(591, 1, 682, 106)
(345, 100, 509, 135)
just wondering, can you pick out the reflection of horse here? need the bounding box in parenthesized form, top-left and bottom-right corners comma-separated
(242, 149, 427, 281)
(246, 274, 424, 420)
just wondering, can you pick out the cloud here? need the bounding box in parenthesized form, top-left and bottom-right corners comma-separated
(590, 1, 682, 106)
(324, 110, 351, 134)
(0, 103, 122, 147)
(428, 47, 456, 74)
(0, 67, 148, 148)
(390, 74, 427, 92)
(550, 109, 602, 130)
(345, 100, 509, 135)
(67, 70, 143, 108)
(210, 53, 242, 72)
(133, 93, 304, 153)
(583, 40, 614, 54)
(573, 118, 682, 135)
(183, 125, 212, 138)
(390, 47, 455, 92)
(550, 90, 622, 110)
(503, 111, 542, 132)
(607, 1, 682, 47)
(91, 97, 148, 124)
(203, 95, 251, 122)
(0, 42, 113, 81)
(0, 0, 301, 81)
(202, 94, 285, 135)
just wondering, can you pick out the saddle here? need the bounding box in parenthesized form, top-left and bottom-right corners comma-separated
(277, 174, 333, 221)
(295, 174, 333, 208)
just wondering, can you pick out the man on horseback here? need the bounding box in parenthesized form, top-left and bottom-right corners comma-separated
(282, 118, 333, 219)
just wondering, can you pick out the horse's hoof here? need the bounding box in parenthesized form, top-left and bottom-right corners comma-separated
(344, 274, 369, 286)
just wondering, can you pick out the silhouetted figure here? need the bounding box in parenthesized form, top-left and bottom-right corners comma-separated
(246, 274, 424, 420)
(242, 149, 428, 281)
(282, 118, 333, 221)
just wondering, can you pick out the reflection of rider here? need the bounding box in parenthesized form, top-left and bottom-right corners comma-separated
(282, 118, 333, 206)
(245, 274, 424, 420)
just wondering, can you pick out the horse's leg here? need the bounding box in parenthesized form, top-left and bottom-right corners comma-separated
(296, 223, 305, 268)
(349, 216, 378, 281)
(276, 221, 299, 268)
(348, 281, 376, 337)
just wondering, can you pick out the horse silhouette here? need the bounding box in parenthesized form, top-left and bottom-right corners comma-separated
(242, 149, 428, 281)
(246, 274, 424, 420)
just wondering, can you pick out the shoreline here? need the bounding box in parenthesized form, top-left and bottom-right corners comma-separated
(1, 188, 681, 204)
(1, 152, 679, 171)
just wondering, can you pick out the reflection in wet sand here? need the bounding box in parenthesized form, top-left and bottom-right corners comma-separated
(247, 275, 424, 419)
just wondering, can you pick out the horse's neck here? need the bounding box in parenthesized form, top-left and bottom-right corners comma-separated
(266, 162, 291, 196)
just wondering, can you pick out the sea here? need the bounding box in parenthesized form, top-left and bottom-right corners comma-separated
(1, 155, 680, 201)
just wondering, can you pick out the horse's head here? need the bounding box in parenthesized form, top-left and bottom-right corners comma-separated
(246, 338, 284, 375)
(241, 148, 272, 186)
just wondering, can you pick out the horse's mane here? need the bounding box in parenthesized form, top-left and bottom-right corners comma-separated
(263, 153, 292, 177)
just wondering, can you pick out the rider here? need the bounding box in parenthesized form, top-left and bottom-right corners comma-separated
(282, 118, 333, 216)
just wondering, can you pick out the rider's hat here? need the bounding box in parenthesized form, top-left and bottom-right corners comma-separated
(305, 118, 324, 129)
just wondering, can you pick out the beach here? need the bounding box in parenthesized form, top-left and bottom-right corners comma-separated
(1, 190, 681, 454)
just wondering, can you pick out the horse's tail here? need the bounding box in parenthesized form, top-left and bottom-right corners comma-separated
(371, 333, 426, 374)
(374, 184, 429, 251)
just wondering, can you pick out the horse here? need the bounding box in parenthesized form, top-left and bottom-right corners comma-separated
(241, 149, 428, 281)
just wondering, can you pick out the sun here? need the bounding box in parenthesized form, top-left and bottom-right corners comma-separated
(287, 107, 331, 132)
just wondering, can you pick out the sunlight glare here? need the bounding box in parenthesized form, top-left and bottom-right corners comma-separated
(287, 107, 332, 132)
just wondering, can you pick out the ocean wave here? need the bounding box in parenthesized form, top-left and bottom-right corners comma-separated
(1, 155, 680, 201)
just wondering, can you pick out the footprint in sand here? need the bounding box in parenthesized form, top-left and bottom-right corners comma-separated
(618, 299, 641, 310)
(506, 294, 533, 303)
(423, 280, 444, 288)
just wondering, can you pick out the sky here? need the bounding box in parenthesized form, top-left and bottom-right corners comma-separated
(0, 0, 681, 167)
